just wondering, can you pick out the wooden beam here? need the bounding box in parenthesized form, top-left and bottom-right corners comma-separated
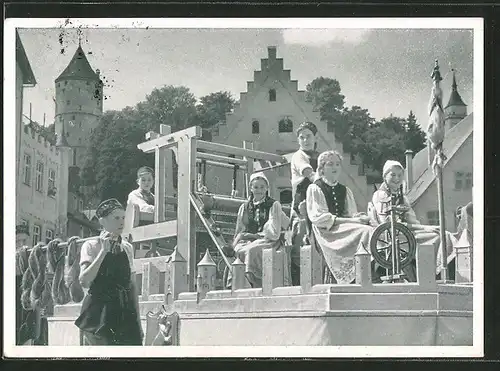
(160, 125, 175, 212)
(137, 126, 202, 153)
(154, 145, 166, 223)
(196, 158, 247, 170)
(198, 140, 285, 163)
(197, 152, 247, 166)
(128, 220, 178, 244)
(243, 140, 254, 198)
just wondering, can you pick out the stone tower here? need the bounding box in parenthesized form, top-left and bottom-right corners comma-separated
(54, 43, 103, 170)
(444, 69, 467, 131)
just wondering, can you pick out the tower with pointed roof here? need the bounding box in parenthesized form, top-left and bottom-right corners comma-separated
(54, 43, 103, 170)
(444, 69, 467, 130)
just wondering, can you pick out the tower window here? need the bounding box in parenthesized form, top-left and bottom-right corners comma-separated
(62, 88, 65, 94)
(269, 89, 276, 102)
(79, 88, 81, 93)
(278, 118, 293, 133)
(64, 81, 68, 86)
(86, 81, 90, 85)
(67, 100, 70, 105)
(252, 120, 260, 134)
(72, 115, 76, 120)
(79, 105, 82, 111)
(79, 122, 82, 128)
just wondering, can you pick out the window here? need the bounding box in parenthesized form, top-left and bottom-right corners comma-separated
(45, 229, 54, 244)
(35, 161, 44, 192)
(72, 115, 76, 120)
(66, 100, 70, 105)
(62, 88, 65, 94)
(427, 210, 439, 226)
(48, 168, 56, 197)
(64, 81, 68, 86)
(79, 105, 82, 111)
(455, 172, 465, 190)
(278, 118, 293, 133)
(269, 89, 276, 102)
(86, 81, 90, 85)
(23, 153, 32, 185)
(252, 120, 260, 134)
(280, 189, 293, 205)
(20, 219, 29, 227)
(327, 122, 334, 132)
(73, 148, 77, 166)
(57, 83, 60, 88)
(79, 122, 82, 128)
(464, 172, 473, 190)
(79, 199, 84, 211)
(33, 224, 41, 246)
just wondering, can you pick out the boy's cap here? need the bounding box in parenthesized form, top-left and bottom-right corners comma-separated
(96, 198, 124, 219)
(137, 166, 154, 177)
(296, 121, 318, 136)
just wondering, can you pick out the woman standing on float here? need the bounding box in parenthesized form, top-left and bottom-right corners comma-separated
(75, 198, 143, 345)
(231, 172, 290, 288)
(306, 150, 373, 284)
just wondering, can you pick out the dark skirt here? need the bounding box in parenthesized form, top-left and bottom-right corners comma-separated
(75, 290, 142, 346)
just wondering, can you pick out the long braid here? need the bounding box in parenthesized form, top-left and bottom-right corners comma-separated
(64, 236, 84, 303)
(48, 239, 71, 305)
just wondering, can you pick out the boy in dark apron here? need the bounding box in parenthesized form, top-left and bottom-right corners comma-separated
(75, 198, 143, 345)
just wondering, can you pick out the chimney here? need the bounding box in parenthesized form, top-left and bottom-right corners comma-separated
(405, 149, 414, 193)
(268, 46, 277, 60)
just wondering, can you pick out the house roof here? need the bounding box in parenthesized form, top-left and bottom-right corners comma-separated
(407, 112, 473, 205)
(55, 45, 99, 82)
(16, 31, 36, 86)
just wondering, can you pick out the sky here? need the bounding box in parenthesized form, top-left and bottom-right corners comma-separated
(18, 27, 474, 130)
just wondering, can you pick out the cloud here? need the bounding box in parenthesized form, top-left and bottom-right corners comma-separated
(282, 29, 371, 46)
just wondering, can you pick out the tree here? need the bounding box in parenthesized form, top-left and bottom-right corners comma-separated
(404, 110, 427, 154)
(305, 77, 345, 132)
(336, 106, 375, 153)
(135, 85, 198, 133)
(196, 91, 235, 129)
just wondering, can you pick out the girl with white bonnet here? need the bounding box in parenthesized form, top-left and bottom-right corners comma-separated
(230, 172, 291, 288)
(371, 160, 458, 275)
(306, 150, 373, 284)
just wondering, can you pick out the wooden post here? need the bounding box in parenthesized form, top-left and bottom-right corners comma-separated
(416, 243, 437, 289)
(454, 230, 473, 284)
(170, 246, 188, 299)
(300, 244, 322, 292)
(262, 247, 284, 296)
(154, 131, 166, 223)
(160, 125, 175, 214)
(176, 136, 198, 291)
(231, 256, 246, 291)
(354, 242, 372, 287)
(141, 261, 160, 301)
(243, 141, 254, 198)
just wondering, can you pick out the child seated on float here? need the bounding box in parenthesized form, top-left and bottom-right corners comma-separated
(289, 121, 320, 285)
(127, 166, 155, 214)
(229, 172, 291, 288)
(306, 150, 373, 284)
(371, 160, 459, 275)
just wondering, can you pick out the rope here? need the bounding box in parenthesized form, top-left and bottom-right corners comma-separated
(64, 236, 85, 303)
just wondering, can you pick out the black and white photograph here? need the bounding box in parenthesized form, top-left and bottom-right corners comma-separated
(4, 17, 484, 358)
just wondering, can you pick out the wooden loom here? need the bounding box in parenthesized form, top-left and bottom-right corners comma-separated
(122, 124, 291, 291)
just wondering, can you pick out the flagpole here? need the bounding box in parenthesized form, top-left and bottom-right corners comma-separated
(429, 60, 449, 282)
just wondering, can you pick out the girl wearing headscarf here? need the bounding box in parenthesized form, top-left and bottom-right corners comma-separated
(306, 150, 373, 284)
(231, 172, 290, 288)
(371, 160, 459, 275)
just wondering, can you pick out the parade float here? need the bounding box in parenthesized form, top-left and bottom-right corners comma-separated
(20, 61, 474, 347)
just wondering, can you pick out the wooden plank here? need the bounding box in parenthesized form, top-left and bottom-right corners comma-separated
(137, 126, 202, 153)
(197, 152, 247, 166)
(128, 220, 177, 244)
(198, 140, 285, 163)
(160, 125, 175, 213)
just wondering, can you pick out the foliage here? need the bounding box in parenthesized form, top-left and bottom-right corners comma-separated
(195, 91, 235, 129)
